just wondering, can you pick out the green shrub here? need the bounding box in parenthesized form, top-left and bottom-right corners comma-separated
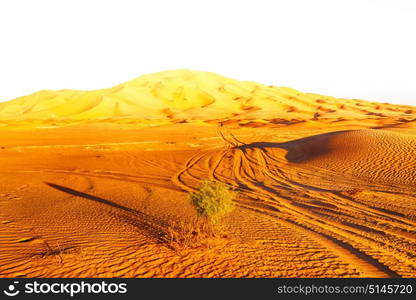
(189, 180, 235, 224)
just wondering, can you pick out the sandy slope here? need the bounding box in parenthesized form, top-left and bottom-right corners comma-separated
(0, 70, 414, 124)
(0, 70, 415, 278)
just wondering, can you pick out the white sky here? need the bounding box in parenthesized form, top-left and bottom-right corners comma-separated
(0, 0, 415, 105)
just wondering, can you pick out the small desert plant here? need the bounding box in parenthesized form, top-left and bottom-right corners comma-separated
(189, 180, 235, 224)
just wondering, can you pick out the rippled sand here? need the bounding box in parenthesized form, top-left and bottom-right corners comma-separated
(0, 70, 415, 277)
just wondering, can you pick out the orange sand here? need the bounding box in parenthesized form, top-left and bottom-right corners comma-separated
(0, 70, 415, 278)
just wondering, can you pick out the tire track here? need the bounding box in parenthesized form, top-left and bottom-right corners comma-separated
(233, 148, 414, 276)
(169, 128, 410, 277)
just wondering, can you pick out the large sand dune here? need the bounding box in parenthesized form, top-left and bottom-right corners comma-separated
(0, 69, 414, 124)
(0, 70, 415, 277)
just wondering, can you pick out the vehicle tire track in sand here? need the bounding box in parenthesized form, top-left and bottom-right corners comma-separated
(172, 151, 209, 193)
(242, 147, 416, 274)
(257, 148, 416, 242)
(171, 144, 404, 277)
(232, 148, 403, 277)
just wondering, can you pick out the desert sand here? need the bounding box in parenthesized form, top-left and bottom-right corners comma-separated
(0, 70, 415, 278)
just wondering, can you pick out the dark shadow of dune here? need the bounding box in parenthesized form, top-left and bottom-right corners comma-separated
(239, 130, 351, 163)
(44, 182, 175, 247)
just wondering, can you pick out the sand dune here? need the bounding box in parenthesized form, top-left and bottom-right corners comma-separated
(0, 69, 414, 124)
(0, 70, 415, 278)
(284, 129, 416, 185)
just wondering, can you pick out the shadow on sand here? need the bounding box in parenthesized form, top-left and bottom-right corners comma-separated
(44, 182, 175, 246)
(239, 130, 351, 163)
